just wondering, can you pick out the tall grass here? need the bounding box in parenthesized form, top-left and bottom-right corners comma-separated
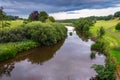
(0, 40, 38, 61)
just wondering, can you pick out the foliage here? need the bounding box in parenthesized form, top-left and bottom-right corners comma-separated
(0, 7, 6, 21)
(28, 11, 39, 21)
(0, 21, 67, 61)
(115, 22, 120, 30)
(87, 15, 114, 21)
(28, 11, 55, 22)
(114, 11, 120, 17)
(48, 16, 55, 22)
(0, 7, 22, 21)
(0, 40, 38, 61)
(39, 11, 48, 22)
(91, 41, 107, 54)
(97, 27, 105, 39)
(74, 18, 94, 35)
(92, 59, 115, 80)
(0, 21, 67, 46)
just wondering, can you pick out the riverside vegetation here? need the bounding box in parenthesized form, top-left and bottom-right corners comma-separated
(73, 11, 120, 79)
(0, 8, 67, 61)
(0, 21, 67, 61)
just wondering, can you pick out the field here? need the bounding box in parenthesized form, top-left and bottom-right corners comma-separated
(0, 20, 23, 29)
(90, 19, 120, 64)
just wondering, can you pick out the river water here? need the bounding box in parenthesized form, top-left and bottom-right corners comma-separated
(0, 26, 105, 80)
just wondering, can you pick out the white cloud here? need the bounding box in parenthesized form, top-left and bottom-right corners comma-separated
(4, 9, 20, 13)
(50, 7, 120, 20)
(115, 4, 120, 7)
(14, 14, 28, 18)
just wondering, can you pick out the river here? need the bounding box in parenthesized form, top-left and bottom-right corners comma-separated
(0, 26, 105, 80)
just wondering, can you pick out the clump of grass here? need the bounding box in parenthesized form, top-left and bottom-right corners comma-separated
(0, 40, 38, 61)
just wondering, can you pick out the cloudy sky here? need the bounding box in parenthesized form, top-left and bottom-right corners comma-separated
(0, 0, 120, 20)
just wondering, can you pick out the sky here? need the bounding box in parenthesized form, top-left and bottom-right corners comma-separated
(0, 0, 120, 20)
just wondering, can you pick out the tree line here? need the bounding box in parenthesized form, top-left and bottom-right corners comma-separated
(28, 11, 55, 22)
(0, 7, 22, 21)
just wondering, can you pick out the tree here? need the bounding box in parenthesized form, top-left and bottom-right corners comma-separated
(97, 27, 105, 39)
(115, 22, 120, 30)
(0, 6, 4, 28)
(74, 18, 94, 34)
(39, 11, 48, 22)
(0, 7, 10, 36)
(114, 11, 120, 17)
(48, 16, 55, 22)
(28, 11, 39, 21)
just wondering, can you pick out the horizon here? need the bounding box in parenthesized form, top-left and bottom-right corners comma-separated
(0, 0, 120, 20)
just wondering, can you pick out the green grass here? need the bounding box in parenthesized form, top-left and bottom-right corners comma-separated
(9, 20, 23, 28)
(0, 40, 38, 61)
(0, 20, 23, 29)
(110, 49, 120, 65)
(90, 20, 120, 36)
(90, 19, 120, 64)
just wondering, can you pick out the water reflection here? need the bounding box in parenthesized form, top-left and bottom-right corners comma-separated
(69, 32, 73, 36)
(0, 63, 14, 77)
(26, 39, 65, 64)
(76, 29, 90, 42)
(90, 51, 105, 60)
(0, 39, 65, 78)
(90, 51, 96, 60)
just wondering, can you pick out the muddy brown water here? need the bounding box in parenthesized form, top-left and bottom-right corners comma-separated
(0, 26, 105, 80)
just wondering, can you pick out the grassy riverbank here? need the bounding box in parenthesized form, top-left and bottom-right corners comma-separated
(0, 21, 67, 61)
(89, 19, 120, 64)
(0, 40, 38, 61)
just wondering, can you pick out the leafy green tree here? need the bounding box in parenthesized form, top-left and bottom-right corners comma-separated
(0, 7, 10, 31)
(115, 22, 120, 30)
(74, 18, 94, 34)
(39, 11, 48, 22)
(28, 11, 39, 21)
(114, 11, 120, 17)
(97, 27, 105, 39)
(0, 7, 5, 28)
(48, 16, 55, 22)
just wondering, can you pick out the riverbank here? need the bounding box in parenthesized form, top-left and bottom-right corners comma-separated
(89, 19, 120, 80)
(0, 26, 105, 80)
(0, 21, 67, 61)
(89, 19, 120, 64)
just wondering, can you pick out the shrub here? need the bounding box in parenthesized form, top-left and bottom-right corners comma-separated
(74, 18, 94, 35)
(92, 59, 115, 80)
(0, 21, 67, 46)
(97, 27, 105, 39)
(115, 22, 120, 30)
(91, 41, 106, 53)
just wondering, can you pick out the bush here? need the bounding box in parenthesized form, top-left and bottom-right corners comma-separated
(92, 59, 115, 80)
(91, 41, 106, 53)
(74, 18, 94, 35)
(115, 22, 120, 30)
(97, 27, 105, 39)
(0, 21, 67, 46)
(26, 21, 67, 46)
